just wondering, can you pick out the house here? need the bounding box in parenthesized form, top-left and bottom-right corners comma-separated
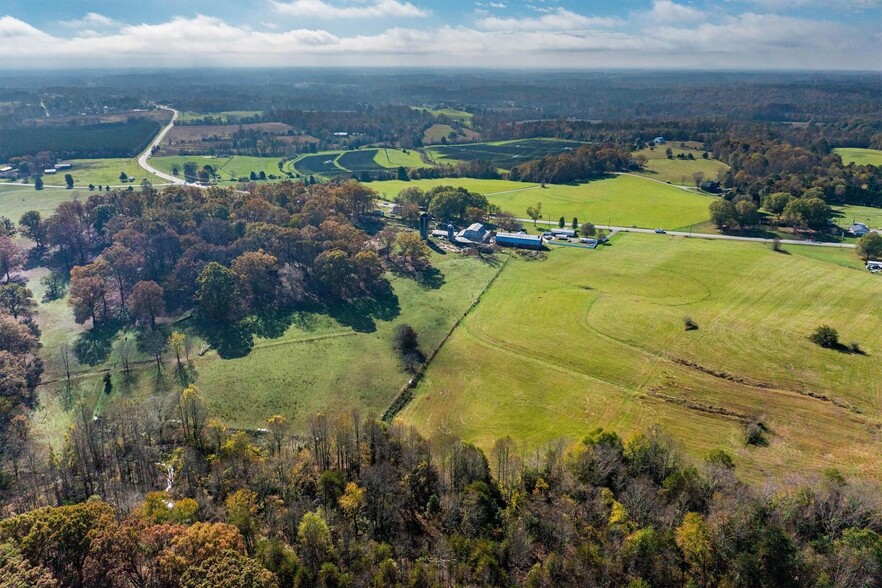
(653, 137, 666, 145)
(457, 223, 488, 243)
(700, 180, 722, 194)
(0, 166, 18, 179)
(495, 232, 543, 250)
(847, 222, 870, 237)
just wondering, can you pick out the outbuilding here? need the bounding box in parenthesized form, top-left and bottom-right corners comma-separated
(495, 232, 543, 250)
(848, 222, 870, 237)
(868, 261, 882, 273)
(457, 223, 488, 243)
(551, 228, 577, 238)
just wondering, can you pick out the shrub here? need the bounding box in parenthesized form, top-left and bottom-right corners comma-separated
(809, 324, 839, 348)
(683, 316, 699, 331)
(744, 421, 768, 446)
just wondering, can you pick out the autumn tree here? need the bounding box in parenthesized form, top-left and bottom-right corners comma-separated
(395, 232, 430, 271)
(0, 236, 24, 282)
(709, 199, 737, 229)
(0, 284, 36, 320)
(68, 261, 111, 324)
(130, 281, 165, 328)
(526, 202, 543, 226)
(101, 243, 144, 311)
(231, 250, 279, 311)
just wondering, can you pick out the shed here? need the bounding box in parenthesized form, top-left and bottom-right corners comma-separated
(54, 163, 72, 170)
(848, 222, 870, 237)
(43, 169, 57, 174)
(551, 228, 577, 238)
(495, 232, 543, 250)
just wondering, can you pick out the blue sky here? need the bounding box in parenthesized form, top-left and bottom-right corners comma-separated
(1, 0, 879, 69)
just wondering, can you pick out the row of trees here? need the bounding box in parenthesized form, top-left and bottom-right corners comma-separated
(2, 397, 880, 587)
(508, 144, 636, 184)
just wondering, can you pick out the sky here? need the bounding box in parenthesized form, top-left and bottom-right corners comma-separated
(0, 0, 880, 70)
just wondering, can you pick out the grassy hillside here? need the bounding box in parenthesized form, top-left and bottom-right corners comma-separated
(39, 158, 153, 188)
(635, 146, 728, 186)
(372, 175, 714, 230)
(833, 147, 882, 166)
(401, 234, 882, 482)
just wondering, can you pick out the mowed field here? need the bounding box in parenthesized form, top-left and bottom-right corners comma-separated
(150, 155, 286, 183)
(833, 148, 882, 167)
(635, 146, 729, 186)
(291, 148, 428, 177)
(401, 234, 882, 482)
(0, 184, 79, 219)
(833, 204, 882, 231)
(372, 175, 714, 230)
(40, 158, 157, 188)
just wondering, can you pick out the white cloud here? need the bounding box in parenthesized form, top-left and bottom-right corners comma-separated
(646, 1, 705, 24)
(270, 0, 429, 18)
(476, 8, 621, 31)
(744, 0, 881, 8)
(0, 7, 874, 70)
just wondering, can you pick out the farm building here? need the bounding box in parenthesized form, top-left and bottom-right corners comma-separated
(868, 261, 882, 273)
(700, 180, 722, 193)
(848, 222, 870, 237)
(457, 223, 489, 243)
(54, 163, 72, 170)
(551, 228, 577, 238)
(0, 166, 17, 179)
(43, 169, 57, 175)
(495, 232, 543, 250)
(653, 137, 666, 145)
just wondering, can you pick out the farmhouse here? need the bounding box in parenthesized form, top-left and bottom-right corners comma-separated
(700, 180, 722, 193)
(495, 232, 543, 250)
(848, 222, 870, 237)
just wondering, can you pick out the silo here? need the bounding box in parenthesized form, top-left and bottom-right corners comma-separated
(419, 212, 429, 240)
(447, 223, 455, 241)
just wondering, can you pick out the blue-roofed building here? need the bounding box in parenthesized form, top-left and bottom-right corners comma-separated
(495, 232, 543, 250)
(654, 136, 666, 145)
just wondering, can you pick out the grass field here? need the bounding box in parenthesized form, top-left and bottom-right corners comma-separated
(176, 110, 263, 123)
(40, 158, 156, 188)
(401, 234, 882, 482)
(833, 148, 882, 167)
(371, 175, 714, 230)
(374, 148, 427, 169)
(0, 184, 80, 220)
(150, 155, 286, 183)
(833, 204, 882, 231)
(413, 107, 473, 125)
(635, 146, 728, 186)
(28, 248, 500, 444)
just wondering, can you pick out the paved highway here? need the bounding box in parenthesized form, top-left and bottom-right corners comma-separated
(515, 219, 856, 249)
(137, 106, 188, 185)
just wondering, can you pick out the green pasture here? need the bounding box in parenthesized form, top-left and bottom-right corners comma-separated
(371, 175, 714, 230)
(40, 158, 155, 188)
(149, 155, 287, 183)
(191, 252, 500, 430)
(401, 234, 882, 482)
(413, 107, 473, 125)
(833, 204, 882, 230)
(0, 184, 80, 220)
(634, 146, 728, 186)
(833, 148, 882, 167)
(374, 148, 427, 169)
(176, 110, 264, 123)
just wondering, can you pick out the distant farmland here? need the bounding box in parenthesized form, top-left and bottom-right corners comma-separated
(428, 138, 585, 168)
(293, 153, 347, 176)
(337, 150, 387, 172)
(0, 119, 161, 160)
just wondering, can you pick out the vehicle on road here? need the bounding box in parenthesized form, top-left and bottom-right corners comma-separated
(655, 228, 666, 234)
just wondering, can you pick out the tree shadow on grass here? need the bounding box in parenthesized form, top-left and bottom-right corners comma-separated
(196, 320, 255, 359)
(251, 308, 296, 340)
(427, 241, 447, 255)
(72, 319, 123, 366)
(325, 286, 401, 333)
(416, 267, 446, 290)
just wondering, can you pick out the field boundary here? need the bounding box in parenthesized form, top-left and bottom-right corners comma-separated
(382, 253, 511, 421)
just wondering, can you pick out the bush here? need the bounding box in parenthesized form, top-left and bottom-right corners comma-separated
(744, 420, 768, 446)
(394, 324, 425, 373)
(809, 324, 839, 348)
(683, 316, 699, 331)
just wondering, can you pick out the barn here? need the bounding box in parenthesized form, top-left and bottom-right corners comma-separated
(495, 232, 544, 250)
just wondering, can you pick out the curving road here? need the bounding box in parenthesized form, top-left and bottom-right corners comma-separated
(137, 105, 187, 185)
